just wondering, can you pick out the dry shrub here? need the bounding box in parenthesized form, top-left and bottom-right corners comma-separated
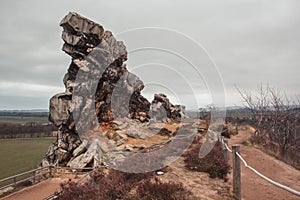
(127, 177, 190, 200)
(57, 168, 190, 200)
(184, 141, 230, 179)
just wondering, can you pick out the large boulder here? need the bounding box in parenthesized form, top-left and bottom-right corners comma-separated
(49, 93, 72, 127)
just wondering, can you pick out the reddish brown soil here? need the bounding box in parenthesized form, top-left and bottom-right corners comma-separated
(228, 125, 300, 200)
(1, 176, 74, 200)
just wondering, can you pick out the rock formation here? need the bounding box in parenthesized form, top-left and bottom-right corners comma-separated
(150, 93, 185, 122)
(43, 12, 185, 168)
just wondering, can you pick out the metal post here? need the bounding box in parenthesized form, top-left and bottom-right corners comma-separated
(13, 177, 17, 191)
(33, 170, 36, 183)
(232, 145, 241, 200)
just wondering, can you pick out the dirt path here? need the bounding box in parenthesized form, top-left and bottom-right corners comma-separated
(1, 177, 72, 200)
(228, 125, 300, 200)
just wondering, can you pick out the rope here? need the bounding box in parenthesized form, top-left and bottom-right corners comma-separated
(218, 136, 300, 196)
(235, 152, 300, 197)
(220, 137, 232, 153)
(224, 142, 232, 153)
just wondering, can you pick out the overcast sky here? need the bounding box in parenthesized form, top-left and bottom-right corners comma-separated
(0, 0, 299, 110)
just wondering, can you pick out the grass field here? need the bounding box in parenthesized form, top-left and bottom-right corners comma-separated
(0, 116, 49, 124)
(0, 138, 55, 180)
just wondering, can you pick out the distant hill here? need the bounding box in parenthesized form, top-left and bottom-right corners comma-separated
(0, 109, 49, 117)
(0, 109, 48, 113)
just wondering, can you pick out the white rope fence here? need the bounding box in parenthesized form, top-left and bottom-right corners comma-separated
(220, 138, 300, 197)
(223, 142, 232, 153)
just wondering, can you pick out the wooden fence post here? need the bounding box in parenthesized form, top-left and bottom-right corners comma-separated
(224, 139, 228, 164)
(232, 145, 241, 200)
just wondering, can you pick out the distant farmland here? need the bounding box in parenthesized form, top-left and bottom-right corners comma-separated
(0, 138, 55, 180)
(0, 111, 56, 139)
(0, 111, 49, 124)
(0, 116, 49, 124)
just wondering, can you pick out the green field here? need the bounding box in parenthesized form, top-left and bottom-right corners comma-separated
(0, 138, 55, 180)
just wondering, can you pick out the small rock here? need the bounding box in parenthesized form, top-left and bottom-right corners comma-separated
(124, 144, 134, 152)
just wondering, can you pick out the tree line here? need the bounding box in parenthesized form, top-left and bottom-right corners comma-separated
(0, 122, 57, 139)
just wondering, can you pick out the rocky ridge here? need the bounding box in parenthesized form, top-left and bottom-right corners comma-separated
(43, 12, 186, 168)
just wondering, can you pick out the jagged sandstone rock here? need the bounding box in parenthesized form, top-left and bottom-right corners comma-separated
(68, 139, 102, 168)
(43, 12, 185, 168)
(72, 139, 88, 157)
(150, 93, 185, 122)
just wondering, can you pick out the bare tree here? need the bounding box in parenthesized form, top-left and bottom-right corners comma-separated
(268, 88, 300, 161)
(236, 84, 300, 162)
(236, 85, 272, 144)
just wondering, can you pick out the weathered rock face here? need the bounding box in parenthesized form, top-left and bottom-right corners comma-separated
(44, 12, 185, 167)
(52, 12, 150, 126)
(150, 94, 185, 122)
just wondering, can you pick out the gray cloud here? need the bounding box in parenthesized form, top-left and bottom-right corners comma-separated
(0, 0, 299, 109)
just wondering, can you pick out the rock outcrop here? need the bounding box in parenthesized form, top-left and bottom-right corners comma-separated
(43, 12, 185, 168)
(150, 93, 185, 122)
